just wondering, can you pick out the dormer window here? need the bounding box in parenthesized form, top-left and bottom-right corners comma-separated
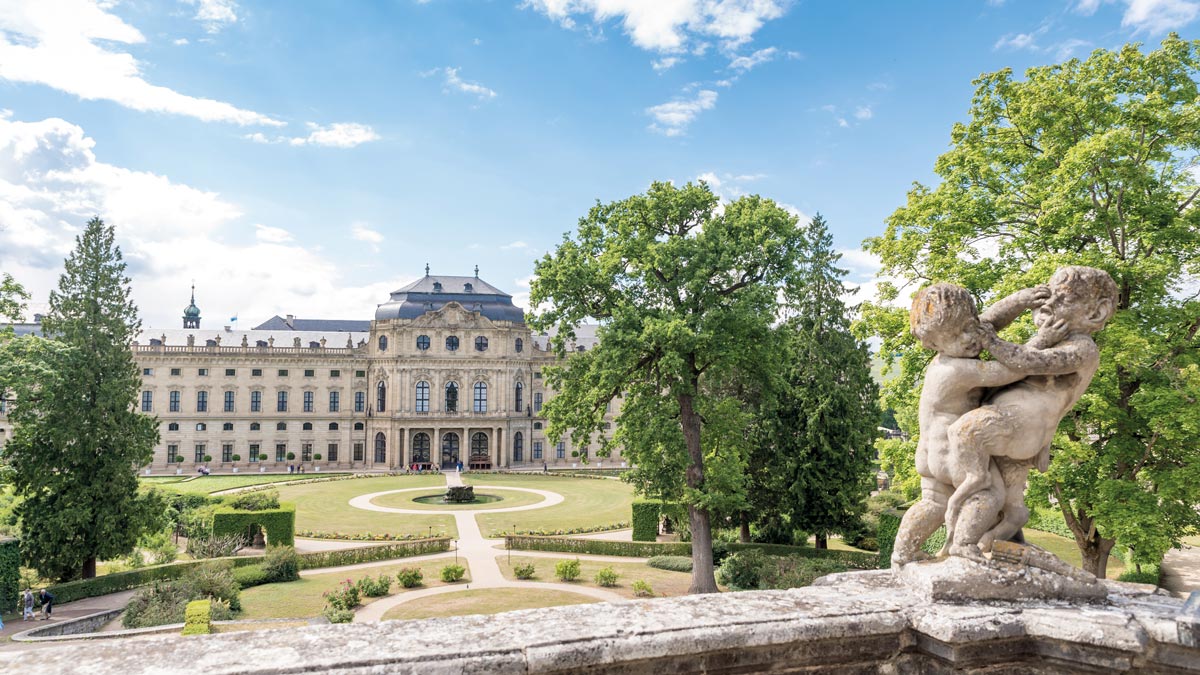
(464, 282, 473, 292)
(432, 281, 442, 292)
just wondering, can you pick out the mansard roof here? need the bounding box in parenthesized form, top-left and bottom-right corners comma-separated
(253, 316, 371, 332)
(375, 274, 525, 324)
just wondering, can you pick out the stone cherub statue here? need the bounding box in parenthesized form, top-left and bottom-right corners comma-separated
(891, 266, 1118, 568)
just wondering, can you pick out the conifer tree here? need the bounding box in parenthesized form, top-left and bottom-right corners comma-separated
(6, 218, 161, 580)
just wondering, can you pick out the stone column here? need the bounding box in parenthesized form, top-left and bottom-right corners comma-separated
(434, 426, 441, 469)
(398, 427, 406, 469)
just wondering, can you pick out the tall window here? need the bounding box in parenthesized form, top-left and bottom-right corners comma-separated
(378, 335, 388, 352)
(194, 444, 206, 463)
(470, 432, 489, 464)
(221, 444, 233, 462)
(354, 391, 365, 412)
(515, 381, 524, 413)
(415, 381, 430, 412)
(327, 443, 338, 462)
(513, 431, 524, 462)
(303, 391, 314, 413)
(412, 433, 431, 464)
(250, 391, 262, 412)
(556, 441, 566, 459)
(169, 390, 180, 412)
(473, 382, 487, 413)
(444, 382, 457, 413)
(533, 440, 543, 460)
(376, 381, 386, 413)
(374, 432, 386, 463)
(353, 442, 364, 462)
(515, 337, 523, 353)
(167, 444, 179, 463)
(249, 444, 260, 462)
(275, 444, 286, 462)
(196, 391, 208, 413)
(329, 391, 340, 412)
(302, 443, 313, 462)
(223, 391, 235, 412)
(534, 392, 543, 413)
(277, 391, 288, 412)
(141, 391, 153, 412)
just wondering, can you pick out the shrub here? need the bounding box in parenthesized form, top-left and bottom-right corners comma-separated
(231, 454, 241, 463)
(875, 510, 903, 569)
(123, 561, 241, 628)
(322, 580, 360, 611)
(143, 529, 179, 566)
(503, 536, 879, 569)
(186, 560, 243, 612)
(632, 580, 653, 597)
(757, 556, 846, 590)
(232, 565, 271, 589)
(512, 563, 537, 580)
(440, 564, 466, 582)
(202, 455, 213, 463)
(324, 607, 355, 623)
(646, 556, 692, 572)
(856, 537, 879, 552)
(296, 539, 451, 569)
(631, 500, 662, 541)
(356, 573, 392, 597)
(262, 545, 300, 582)
(396, 568, 424, 588)
(258, 454, 268, 462)
(179, 504, 220, 540)
(1117, 566, 1161, 585)
(286, 452, 296, 461)
(181, 599, 211, 635)
(716, 549, 767, 591)
(228, 489, 280, 511)
(49, 556, 262, 606)
(212, 503, 296, 547)
(555, 559, 581, 581)
(187, 533, 246, 559)
(594, 567, 619, 587)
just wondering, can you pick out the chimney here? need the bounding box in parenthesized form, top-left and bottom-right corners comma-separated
(33, 313, 43, 323)
(285, 314, 295, 329)
(224, 325, 232, 332)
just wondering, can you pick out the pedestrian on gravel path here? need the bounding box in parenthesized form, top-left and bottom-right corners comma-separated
(39, 588, 54, 620)
(22, 588, 33, 621)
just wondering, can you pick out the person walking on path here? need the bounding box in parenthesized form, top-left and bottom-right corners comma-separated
(22, 589, 33, 621)
(39, 589, 54, 620)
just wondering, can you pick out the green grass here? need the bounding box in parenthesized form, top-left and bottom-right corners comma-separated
(238, 557, 467, 620)
(463, 474, 634, 536)
(274, 475, 456, 538)
(141, 474, 344, 494)
(381, 587, 596, 621)
(497, 555, 703, 598)
(1023, 530, 1125, 579)
(371, 487, 545, 511)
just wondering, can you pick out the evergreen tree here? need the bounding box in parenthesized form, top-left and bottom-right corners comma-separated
(767, 214, 880, 548)
(6, 218, 161, 580)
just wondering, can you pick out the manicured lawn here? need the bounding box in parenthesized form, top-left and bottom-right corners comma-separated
(497, 555, 700, 598)
(463, 474, 634, 536)
(239, 557, 469, 620)
(381, 587, 596, 621)
(1024, 530, 1125, 579)
(275, 475, 456, 538)
(372, 487, 545, 511)
(141, 474, 344, 494)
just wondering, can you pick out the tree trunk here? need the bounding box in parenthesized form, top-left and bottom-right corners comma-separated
(1057, 491, 1114, 579)
(82, 556, 97, 580)
(739, 512, 751, 543)
(1079, 534, 1115, 579)
(680, 390, 718, 594)
(815, 533, 827, 549)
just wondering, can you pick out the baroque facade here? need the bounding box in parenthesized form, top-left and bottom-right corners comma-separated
(0, 272, 620, 473)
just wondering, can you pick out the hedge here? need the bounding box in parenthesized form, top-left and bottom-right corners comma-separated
(46, 555, 263, 605)
(0, 538, 18, 613)
(631, 500, 662, 542)
(876, 509, 903, 569)
(182, 599, 212, 635)
(212, 503, 295, 547)
(504, 536, 878, 569)
(296, 538, 451, 570)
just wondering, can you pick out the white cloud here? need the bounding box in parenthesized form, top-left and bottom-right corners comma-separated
(429, 67, 497, 100)
(646, 89, 717, 136)
(351, 223, 384, 252)
(836, 117, 849, 128)
(1075, 0, 1103, 13)
(501, 241, 531, 250)
(1121, 0, 1200, 32)
(854, 105, 873, 120)
(0, 113, 411, 328)
(254, 224, 293, 243)
(184, 0, 238, 33)
(173, 38, 190, 46)
(729, 46, 776, 71)
(243, 132, 269, 143)
(0, 0, 282, 127)
(696, 171, 722, 188)
(994, 32, 1038, 50)
(522, 0, 789, 53)
(695, 170, 768, 199)
(1053, 38, 1091, 59)
(652, 56, 683, 71)
(288, 122, 380, 148)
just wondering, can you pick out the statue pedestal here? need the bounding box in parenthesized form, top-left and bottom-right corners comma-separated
(894, 554, 1108, 603)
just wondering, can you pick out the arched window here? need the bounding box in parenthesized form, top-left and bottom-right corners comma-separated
(470, 432, 489, 462)
(441, 432, 460, 467)
(515, 337, 523, 353)
(473, 382, 487, 413)
(415, 381, 429, 413)
(515, 381, 524, 414)
(412, 433, 431, 464)
(329, 422, 339, 431)
(302, 422, 313, 431)
(222, 422, 234, 431)
(195, 423, 207, 431)
(354, 422, 364, 431)
(513, 431, 524, 462)
(277, 422, 287, 431)
(376, 381, 386, 413)
(250, 422, 260, 431)
(378, 335, 388, 351)
(445, 335, 459, 351)
(445, 381, 458, 413)
(416, 335, 430, 351)
(475, 336, 488, 351)
(374, 432, 386, 463)
(167, 422, 179, 432)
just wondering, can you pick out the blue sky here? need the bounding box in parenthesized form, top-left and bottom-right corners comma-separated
(1, 0, 1195, 328)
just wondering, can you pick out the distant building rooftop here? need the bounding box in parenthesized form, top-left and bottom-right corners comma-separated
(375, 273, 526, 324)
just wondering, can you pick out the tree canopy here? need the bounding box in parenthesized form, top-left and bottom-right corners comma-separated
(531, 181, 806, 593)
(859, 35, 1200, 576)
(4, 218, 162, 580)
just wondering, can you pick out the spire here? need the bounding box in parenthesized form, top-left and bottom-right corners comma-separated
(183, 283, 201, 328)
(474, 265, 479, 278)
(425, 263, 430, 276)
(190, 282, 195, 305)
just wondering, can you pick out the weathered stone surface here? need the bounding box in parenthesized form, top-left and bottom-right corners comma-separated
(897, 556, 1108, 603)
(2, 569, 1196, 674)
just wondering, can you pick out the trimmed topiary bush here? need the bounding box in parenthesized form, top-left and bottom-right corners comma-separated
(0, 538, 20, 613)
(512, 562, 537, 580)
(647, 555, 692, 572)
(555, 559, 581, 581)
(181, 599, 212, 635)
(876, 509, 903, 569)
(212, 502, 295, 547)
(631, 500, 662, 541)
(228, 489, 280, 511)
(232, 564, 271, 589)
(440, 564, 466, 582)
(594, 566, 619, 587)
(396, 568, 424, 588)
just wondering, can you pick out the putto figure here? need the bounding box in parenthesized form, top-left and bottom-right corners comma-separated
(891, 267, 1117, 567)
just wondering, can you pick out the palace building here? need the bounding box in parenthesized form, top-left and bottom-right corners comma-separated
(0, 271, 620, 473)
